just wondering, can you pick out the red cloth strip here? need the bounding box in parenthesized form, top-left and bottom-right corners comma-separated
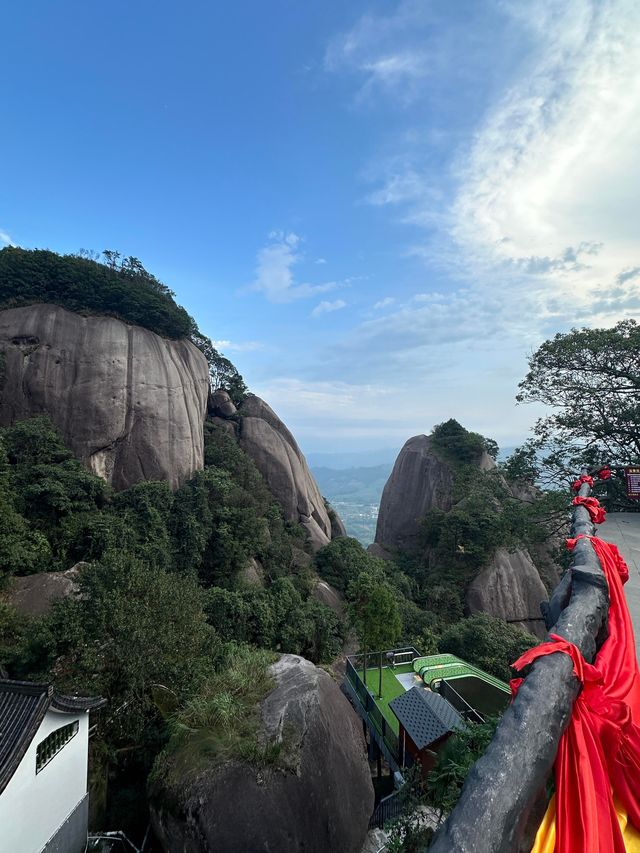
(572, 495, 607, 524)
(572, 475, 594, 491)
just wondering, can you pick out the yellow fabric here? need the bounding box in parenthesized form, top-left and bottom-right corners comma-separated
(531, 795, 640, 852)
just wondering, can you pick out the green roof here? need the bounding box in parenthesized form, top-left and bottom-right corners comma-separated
(412, 654, 510, 694)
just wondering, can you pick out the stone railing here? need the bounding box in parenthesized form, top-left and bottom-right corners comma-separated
(428, 476, 609, 852)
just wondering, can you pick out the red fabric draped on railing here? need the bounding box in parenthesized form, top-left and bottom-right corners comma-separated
(571, 495, 607, 524)
(512, 536, 640, 853)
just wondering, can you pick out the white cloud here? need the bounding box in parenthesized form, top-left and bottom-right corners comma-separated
(357, 0, 640, 331)
(212, 339, 264, 353)
(324, 1, 436, 103)
(315, 257, 327, 264)
(311, 299, 347, 318)
(373, 297, 395, 310)
(451, 0, 640, 316)
(251, 232, 339, 303)
(0, 230, 16, 246)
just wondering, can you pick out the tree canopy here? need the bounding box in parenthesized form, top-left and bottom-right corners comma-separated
(515, 320, 640, 483)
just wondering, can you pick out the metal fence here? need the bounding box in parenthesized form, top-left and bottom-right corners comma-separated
(433, 679, 484, 724)
(369, 788, 407, 830)
(345, 657, 400, 761)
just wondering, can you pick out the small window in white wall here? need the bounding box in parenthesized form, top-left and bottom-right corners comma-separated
(35, 720, 79, 773)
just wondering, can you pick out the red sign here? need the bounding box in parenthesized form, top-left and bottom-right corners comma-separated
(626, 466, 640, 500)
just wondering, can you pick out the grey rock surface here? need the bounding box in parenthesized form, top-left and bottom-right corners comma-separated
(329, 506, 348, 538)
(239, 557, 265, 587)
(238, 394, 337, 550)
(150, 654, 373, 853)
(312, 578, 345, 618)
(209, 388, 237, 418)
(0, 304, 209, 490)
(465, 547, 549, 639)
(374, 434, 454, 551)
(4, 563, 86, 618)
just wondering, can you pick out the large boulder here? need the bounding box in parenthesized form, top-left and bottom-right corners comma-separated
(465, 548, 549, 639)
(237, 395, 340, 550)
(149, 654, 374, 853)
(3, 563, 85, 618)
(375, 434, 454, 551)
(0, 304, 209, 490)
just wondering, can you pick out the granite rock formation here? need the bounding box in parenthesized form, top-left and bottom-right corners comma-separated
(236, 394, 337, 550)
(3, 563, 85, 618)
(0, 304, 209, 490)
(374, 434, 454, 551)
(465, 548, 549, 639)
(149, 654, 373, 853)
(376, 431, 550, 636)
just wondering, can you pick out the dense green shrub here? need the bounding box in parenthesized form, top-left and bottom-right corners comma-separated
(0, 247, 195, 339)
(438, 614, 537, 682)
(430, 419, 488, 465)
(315, 536, 387, 595)
(427, 717, 500, 815)
(204, 581, 342, 664)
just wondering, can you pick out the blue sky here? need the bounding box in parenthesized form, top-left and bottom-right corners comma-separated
(2, 0, 640, 455)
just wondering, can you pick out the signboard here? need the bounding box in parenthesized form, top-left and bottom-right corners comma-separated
(626, 466, 640, 500)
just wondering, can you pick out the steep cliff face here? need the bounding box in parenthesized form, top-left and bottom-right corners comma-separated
(0, 304, 209, 490)
(236, 394, 335, 550)
(374, 434, 454, 551)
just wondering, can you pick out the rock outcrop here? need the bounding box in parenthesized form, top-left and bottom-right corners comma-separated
(0, 304, 209, 490)
(465, 548, 548, 639)
(374, 434, 454, 551)
(150, 654, 373, 853)
(3, 563, 85, 618)
(376, 430, 551, 636)
(236, 394, 336, 550)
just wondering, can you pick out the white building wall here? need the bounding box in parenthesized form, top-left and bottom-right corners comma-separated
(0, 709, 89, 853)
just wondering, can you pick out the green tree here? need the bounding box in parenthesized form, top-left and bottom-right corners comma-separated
(315, 536, 387, 595)
(516, 320, 640, 483)
(347, 570, 402, 696)
(438, 614, 537, 682)
(22, 553, 219, 745)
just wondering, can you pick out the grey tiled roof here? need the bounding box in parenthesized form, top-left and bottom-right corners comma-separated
(389, 686, 465, 749)
(0, 679, 106, 795)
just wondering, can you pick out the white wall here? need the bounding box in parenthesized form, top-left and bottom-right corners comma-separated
(0, 709, 89, 853)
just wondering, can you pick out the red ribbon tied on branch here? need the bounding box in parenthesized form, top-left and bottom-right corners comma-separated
(572, 474, 594, 491)
(572, 495, 607, 524)
(598, 466, 612, 480)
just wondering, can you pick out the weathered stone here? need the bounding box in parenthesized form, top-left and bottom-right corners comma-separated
(209, 388, 237, 418)
(329, 506, 347, 538)
(208, 415, 238, 437)
(4, 563, 87, 618)
(150, 654, 373, 853)
(367, 542, 393, 561)
(238, 395, 340, 551)
(465, 548, 549, 639)
(312, 578, 345, 618)
(0, 305, 209, 490)
(374, 434, 454, 551)
(239, 557, 265, 587)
